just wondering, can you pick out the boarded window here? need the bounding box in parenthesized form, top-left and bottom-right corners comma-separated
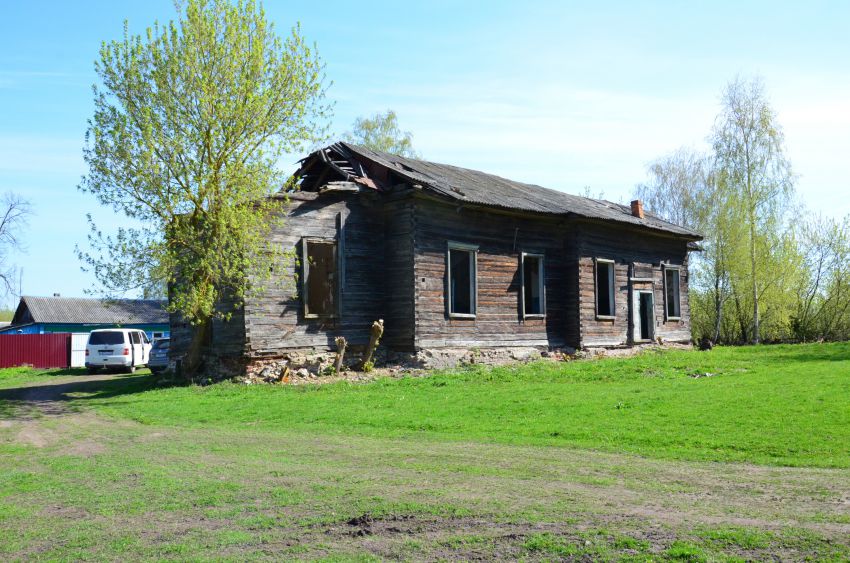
(303, 239, 337, 318)
(448, 246, 476, 316)
(522, 254, 545, 317)
(596, 259, 615, 317)
(665, 267, 681, 319)
(633, 262, 653, 279)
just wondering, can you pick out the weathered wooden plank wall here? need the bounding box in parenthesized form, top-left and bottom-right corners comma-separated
(576, 221, 691, 347)
(412, 196, 573, 348)
(242, 193, 385, 356)
(170, 188, 694, 359)
(169, 289, 247, 361)
(382, 195, 416, 350)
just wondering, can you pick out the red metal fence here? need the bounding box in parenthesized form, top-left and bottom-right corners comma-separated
(0, 333, 71, 369)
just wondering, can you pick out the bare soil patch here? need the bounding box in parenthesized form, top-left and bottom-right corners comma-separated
(1, 373, 119, 452)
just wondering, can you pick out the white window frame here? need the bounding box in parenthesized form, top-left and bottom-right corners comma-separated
(302, 237, 339, 320)
(595, 258, 616, 319)
(446, 241, 478, 319)
(663, 264, 682, 321)
(520, 252, 546, 318)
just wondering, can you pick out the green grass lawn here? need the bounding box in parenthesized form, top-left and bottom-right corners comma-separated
(85, 342, 850, 468)
(0, 366, 67, 389)
(1, 342, 848, 560)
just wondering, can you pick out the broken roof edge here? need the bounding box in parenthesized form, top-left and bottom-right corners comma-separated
(297, 142, 703, 241)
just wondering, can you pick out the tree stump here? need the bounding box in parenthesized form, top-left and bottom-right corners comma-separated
(334, 336, 347, 374)
(360, 319, 384, 371)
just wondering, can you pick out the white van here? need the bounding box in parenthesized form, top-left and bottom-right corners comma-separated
(85, 329, 152, 374)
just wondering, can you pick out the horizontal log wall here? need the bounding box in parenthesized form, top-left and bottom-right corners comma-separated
(243, 193, 385, 356)
(170, 190, 693, 359)
(412, 197, 575, 349)
(576, 221, 691, 347)
(382, 197, 416, 350)
(169, 312, 192, 359)
(211, 297, 246, 358)
(169, 290, 247, 360)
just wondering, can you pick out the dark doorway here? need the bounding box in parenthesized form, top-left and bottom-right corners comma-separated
(639, 292, 654, 341)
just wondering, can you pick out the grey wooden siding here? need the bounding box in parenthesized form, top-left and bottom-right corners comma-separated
(563, 227, 581, 348)
(411, 196, 571, 348)
(576, 221, 691, 347)
(168, 311, 192, 359)
(170, 190, 693, 359)
(242, 192, 385, 356)
(382, 195, 416, 350)
(210, 297, 246, 358)
(169, 292, 246, 361)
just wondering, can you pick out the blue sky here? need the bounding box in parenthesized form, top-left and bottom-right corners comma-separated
(1, 0, 848, 305)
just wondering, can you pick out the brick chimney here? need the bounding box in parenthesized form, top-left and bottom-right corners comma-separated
(630, 199, 644, 219)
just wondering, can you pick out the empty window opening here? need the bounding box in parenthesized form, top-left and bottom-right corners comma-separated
(448, 246, 476, 316)
(522, 254, 545, 317)
(596, 259, 615, 317)
(665, 267, 681, 319)
(303, 239, 338, 318)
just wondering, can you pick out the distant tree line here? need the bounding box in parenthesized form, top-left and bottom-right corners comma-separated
(637, 76, 850, 344)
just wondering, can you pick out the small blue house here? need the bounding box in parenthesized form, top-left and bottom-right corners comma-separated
(1, 296, 169, 340)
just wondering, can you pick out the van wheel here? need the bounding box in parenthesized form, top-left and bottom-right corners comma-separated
(87, 367, 99, 375)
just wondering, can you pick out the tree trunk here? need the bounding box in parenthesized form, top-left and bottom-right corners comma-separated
(733, 293, 748, 344)
(334, 336, 347, 374)
(713, 276, 723, 344)
(749, 214, 760, 344)
(360, 319, 384, 371)
(182, 316, 211, 381)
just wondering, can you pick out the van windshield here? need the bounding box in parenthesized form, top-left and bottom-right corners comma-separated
(88, 332, 124, 345)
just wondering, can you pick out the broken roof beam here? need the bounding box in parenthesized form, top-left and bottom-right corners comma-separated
(318, 181, 366, 194)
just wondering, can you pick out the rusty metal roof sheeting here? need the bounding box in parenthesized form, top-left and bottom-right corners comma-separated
(323, 142, 701, 239)
(13, 296, 168, 325)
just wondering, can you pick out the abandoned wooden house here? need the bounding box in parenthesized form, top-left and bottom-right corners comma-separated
(173, 142, 702, 368)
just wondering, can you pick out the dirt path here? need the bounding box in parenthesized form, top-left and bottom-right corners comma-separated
(1, 372, 123, 418)
(0, 372, 129, 449)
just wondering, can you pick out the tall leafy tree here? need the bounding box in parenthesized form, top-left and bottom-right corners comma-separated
(793, 214, 850, 341)
(634, 147, 735, 341)
(636, 78, 850, 345)
(79, 0, 330, 375)
(344, 109, 419, 157)
(635, 147, 710, 231)
(711, 76, 794, 343)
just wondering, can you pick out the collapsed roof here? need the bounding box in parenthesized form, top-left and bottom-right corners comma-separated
(294, 142, 702, 240)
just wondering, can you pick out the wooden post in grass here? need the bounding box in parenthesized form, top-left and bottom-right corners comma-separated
(360, 320, 384, 371)
(334, 336, 347, 374)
